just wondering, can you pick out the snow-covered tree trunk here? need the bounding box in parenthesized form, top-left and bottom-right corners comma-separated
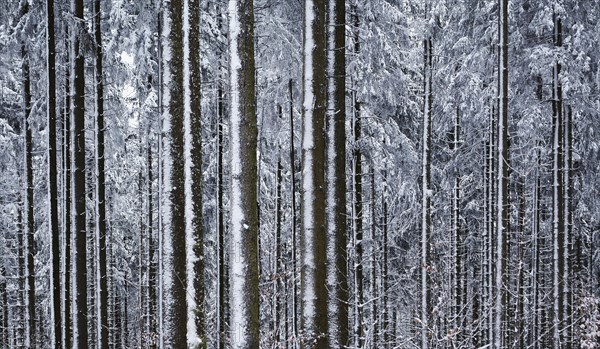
(62, 27, 73, 348)
(183, 0, 205, 345)
(325, 0, 348, 347)
(301, 0, 328, 346)
(495, 0, 509, 346)
(93, 0, 109, 347)
(71, 0, 89, 344)
(46, 0, 62, 345)
(18, 1, 36, 346)
(228, 0, 260, 347)
(0, 266, 7, 347)
(216, 75, 226, 349)
(147, 126, 157, 349)
(452, 106, 462, 346)
(167, 0, 188, 345)
(551, 12, 564, 349)
(158, 4, 172, 347)
(563, 105, 574, 349)
(420, 37, 432, 349)
(382, 168, 389, 349)
(288, 78, 299, 349)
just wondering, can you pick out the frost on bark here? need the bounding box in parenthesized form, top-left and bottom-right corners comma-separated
(19, 1, 36, 346)
(325, 0, 348, 346)
(183, 0, 205, 345)
(93, 0, 109, 347)
(420, 37, 432, 349)
(228, 0, 260, 348)
(301, 0, 328, 347)
(46, 0, 62, 345)
(495, 0, 509, 346)
(551, 12, 565, 349)
(167, 0, 188, 346)
(71, 0, 89, 345)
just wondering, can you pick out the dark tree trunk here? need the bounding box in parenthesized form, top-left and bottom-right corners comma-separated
(167, 0, 187, 345)
(326, 0, 348, 346)
(229, 0, 260, 347)
(93, 0, 109, 347)
(63, 25, 72, 348)
(187, 0, 205, 343)
(71, 0, 88, 345)
(288, 79, 299, 347)
(46, 0, 62, 345)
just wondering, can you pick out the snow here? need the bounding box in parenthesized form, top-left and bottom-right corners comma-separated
(228, 1, 248, 348)
(158, 6, 173, 347)
(119, 51, 134, 66)
(301, 0, 316, 334)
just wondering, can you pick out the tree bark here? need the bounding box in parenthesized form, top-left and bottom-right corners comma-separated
(184, 0, 205, 344)
(551, 12, 564, 349)
(93, 0, 109, 347)
(495, 0, 509, 346)
(19, 0, 36, 345)
(420, 37, 433, 349)
(167, 0, 187, 346)
(326, 0, 348, 346)
(46, 0, 62, 345)
(228, 0, 260, 347)
(301, 0, 328, 346)
(72, 0, 88, 345)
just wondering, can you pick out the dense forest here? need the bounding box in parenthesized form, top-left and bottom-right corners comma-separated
(0, 0, 599, 348)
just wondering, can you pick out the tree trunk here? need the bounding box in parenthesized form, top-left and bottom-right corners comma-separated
(93, 0, 109, 347)
(551, 12, 564, 349)
(0, 266, 7, 348)
(382, 167, 389, 349)
(167, 0, 188, 345)
(301, 0, 329, 346)
(71, 0, 88, 344)
(326, 0, 348, 346)
(46, 0, 62, 345)
(420, 37, 433, 349)
(217, 79, 226, 349)
(147, 127, 157, 349)
(63, 25, 72, 348)
(228, 0, 260, 347)
(288, 78, 299, 348)
(183, 0, 205, 344)
(495, 0, 509, 346)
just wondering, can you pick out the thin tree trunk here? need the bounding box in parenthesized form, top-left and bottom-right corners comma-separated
(147, 127, 157, 349)
(0, 266, 7, 348)
(382, 167, 389, 349)
(63, 25, 72, 348)
(46, 0, 62, 345)
(217, 79, 226, 349)
(495, 0, 509, 346)
(551, 12, 564, 349)
(288, 78, 298, 349)
(420, 37, 433, 349)
(93, 0, 109, 347)
(453, 106, 462, 345)
(19, 2, 36, 346)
